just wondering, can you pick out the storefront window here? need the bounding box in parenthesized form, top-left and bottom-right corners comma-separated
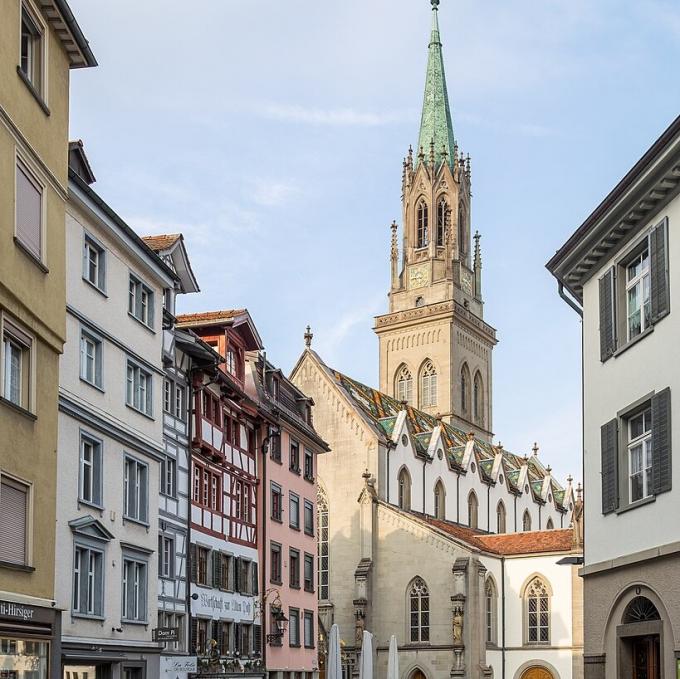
(63, 666, 97, 679)
(0, 638, 49, 679)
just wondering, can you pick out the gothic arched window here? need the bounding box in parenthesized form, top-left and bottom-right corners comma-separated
(436, 197, 448, 247)
(473, 372, 484, 426)
(398, 467, 412, 511)
(420, 360, 437, 408)
(317, 489, 330, 600)
(409, 577, 430, 642)
(524, 576, 551, 644)
(522, 509, 532, 532)
(485, 577, 498, 644)
(468, 490, 479, 529)
(458, 202, 467, 258)
(434, 480, 445, 520)
(496, 500, 506, 534)
(461, 363, 471, 415)
(417, 200, 429, 248)
(395, 364, 413, 404)
(546, 517, 554, 530)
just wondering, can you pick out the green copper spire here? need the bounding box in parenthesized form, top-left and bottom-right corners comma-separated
(416, 0, 455, 168)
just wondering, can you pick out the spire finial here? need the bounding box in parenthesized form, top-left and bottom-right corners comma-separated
(304, 325, 313, 348)
(390, 221, 398, 260)
(532, 442, 539, 456)
(431, 0, 440, 8)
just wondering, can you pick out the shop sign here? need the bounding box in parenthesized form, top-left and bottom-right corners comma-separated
(161, 657, 197, 673)
(153, 627, 179, 642)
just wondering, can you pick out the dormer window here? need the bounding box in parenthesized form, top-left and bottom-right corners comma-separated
(272, 377, 280, 401)
(226, 349, 237, 376)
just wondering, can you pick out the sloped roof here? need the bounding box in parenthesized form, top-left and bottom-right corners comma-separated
(142, 234, 182, 251)
(477, 529, 574, 555)
(177, 309, 246, 326)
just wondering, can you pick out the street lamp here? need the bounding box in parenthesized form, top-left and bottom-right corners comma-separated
(266, 607, 289, 644)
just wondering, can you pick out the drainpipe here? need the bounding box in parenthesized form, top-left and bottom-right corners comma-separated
(501, 556, 506, 679)
(486, 484, 491, 532)
(538, 504, 542, 530)
(456, 473, 460, 523)
(422, 458, 427, 514)
(557, 282, 583, 317)
(513, 495, 517, 533)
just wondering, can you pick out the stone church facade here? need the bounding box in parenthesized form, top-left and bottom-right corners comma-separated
(289, 3, 584, 679)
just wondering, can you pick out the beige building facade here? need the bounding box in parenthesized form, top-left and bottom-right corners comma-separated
(0, 3, 95, 679)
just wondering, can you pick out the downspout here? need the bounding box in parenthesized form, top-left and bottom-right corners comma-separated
(486, 484, 491, 532)
(186, 364, 197, 655)
(501, 556, 506, 679)
(538, 504, 542, 530)
(260, 419, 268, 672)
(456, 473, 460, 523)
(558, 282, 583, 317)
(513, 495, 517, 533)
(422, 458, 427, 514)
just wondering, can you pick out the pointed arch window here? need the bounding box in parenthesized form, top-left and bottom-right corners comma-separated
(436, 197, 448, 247)
(396, 365, 413, 404)
(409, 577, 430, 642)
(473, 372, 484, 426)
(420, 361, 437, 408)
(485, 577, 498, 645)
(317, 489, 330, 601)
(546, 517, 554, 530)
(461, 363, 471, 415)
(467, 490, 479, 529)
(434, 480, 445, 520)
(417, 200, 429, 248)
(524, 576, 551, 644)
(398, 468, 412, 511)
(458, 202, 467, 258)
(522, 510, 532, 532)
(496, 500, 506, 534)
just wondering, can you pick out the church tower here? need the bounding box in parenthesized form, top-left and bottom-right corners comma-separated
(374, 0, 497, 441)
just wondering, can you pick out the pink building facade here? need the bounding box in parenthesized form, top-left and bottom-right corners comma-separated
(247, 353, 329, 679)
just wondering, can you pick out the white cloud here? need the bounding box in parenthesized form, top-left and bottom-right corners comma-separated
(248, 179, 300, 207)
(262, 103, 416, 127)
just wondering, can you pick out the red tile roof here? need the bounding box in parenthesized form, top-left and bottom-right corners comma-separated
(421, 516, 492, 551)
(141, 234, 182, 251)
(176, 309, 245, 327)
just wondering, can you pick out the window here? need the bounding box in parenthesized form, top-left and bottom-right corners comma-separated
(196, 546, 209, 585)
(123, 456, 148, 523)
(174, 384, 185, 419)
(160, 457, 177, 498)
(240, 622, 252, 657)
(289, 492, 300, 529)
(269, 607, 283, 647)
(303, 611, 315, 648)
(458, 203, 467, 258)
(398, 468, 411, 510)
(629, 407, 653, 502)
(304, 448, 314, 480)
(195, 618, 209, 654)
(79, 433, 102, 506)
(522, 510, 532, 532)
(217, 553, 232, 590)
(290, 440, 300, 472)
(546, 518, 554, 530)
(270, 542, 282, 584)
(122, 556, 148, 622)
(163, 379, 171, 413)
(304, 499, 314, 536)
(434, 481, 445, 520)
(485, 578, 497, 644)
(271, 432, 282, 462)
(159, 612, 186, 653)
(80, 330, 103, 388)
(436, 197, 448, 247)
(289, 608, 300, 647)
(226, 349, 237, 376)
(473, 372, 484, 426)
(409, 577, 430, 642)
(461, 363, 471, 414)
(19, 5, 43, 92)
(271, 483, 283, 522)
(416, 200, 429, 248)
(626, 248, 651, 340)
(128, 274, 154, 328)
(304, 553, 314, 592)
(496, 501, 506, 534)
(83, 236, 105, 291)
(2, 317, 33, 411)
(0, 476, 29, 566)
(289, 548, 300, 589)
(395, 365, 413, 404)
(524, 577, 550, 644)
(318, 490, 330, 600)
(158, 535, 174, 579)
(467, 491, 479, 529)
(126, 360, 153, 416)
(419, 361, 437, 408)
(73, 545, 103, 616)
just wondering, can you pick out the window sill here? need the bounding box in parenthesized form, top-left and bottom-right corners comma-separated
(303, 475, 315, 484)
(304, 587, 315, 594)
(82, 277, 108, 298)
(290, 583, 301, 590)
(16, 66, 50, 115)
(290, 524, 300, 532)
(271, 516, 283, 524)
(159, 491, 178, 500)
(123, 516, 150, 529)
(128, 312, 156, 334)
(122, 619, 148, 626)
(303, 644, 315, 650)
(304, 530, 314, 538)
(78, 499, 104, 513)
(80, 376, 105, 393)
(0, 396, 36, 420)
(72, 612, 104, 621)
(125, 403, 155, 421)
(289, 642, 301, 648)
(615, 494, 656, 515)
(611, 325, 654, 360)
(0, 560, 34, 573)
(14, 237, 48, 273)
(290, 467, 301, 476)
(270, 579, 283, 586)
(270, 455, 282, 465)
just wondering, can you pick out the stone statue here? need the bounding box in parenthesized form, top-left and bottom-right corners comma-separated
(207, 639, 221, 672)
(452, 606, 464, 645)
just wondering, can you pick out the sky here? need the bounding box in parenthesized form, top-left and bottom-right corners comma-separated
(67, 0, 680, 485)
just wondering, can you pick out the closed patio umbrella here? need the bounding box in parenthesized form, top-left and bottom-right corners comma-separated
(327, 624, 342, 679)
(359, 630, 374, 679)
(387, 635, 399, 679)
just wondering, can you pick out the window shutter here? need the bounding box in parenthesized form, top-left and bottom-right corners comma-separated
(650, 220, 669, 322)
(189, 544, 197, 583)
(0, 481, 27, 564)
(234, 623, 241, 655)
(212, 551, 222, 588)
(93, 445, 102, 505)
(15, 163, 42, 259)
(600, 418, 619, 514)
(652, 388, 672, 494)
(251, 561, 259, 596)
(190, 618, 198, 653)
(599, 268, 616, 361)
(253, 624, 261, 654)
(234, 557, 241, 593)
(140, 464, 148, 522)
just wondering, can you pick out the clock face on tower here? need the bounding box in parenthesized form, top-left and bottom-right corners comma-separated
(409, 265, 429, 289)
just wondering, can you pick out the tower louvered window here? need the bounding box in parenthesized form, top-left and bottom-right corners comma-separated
(417, 201, 429, 248)
(437, 198, 448, 247)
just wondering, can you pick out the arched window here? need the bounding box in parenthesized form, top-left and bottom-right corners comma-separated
(473, 372, 484, 426)
(395, 365, 413, 404)
(408, 577, 430, 642)
(622, 596, 660, 623)
(398, 468, 412, 511)
(317, 489, 330, 600)
(468, 490, 479, 529)
(417, 200, 429, 248)
(523, 510, 532, 532)
(496, 500, 506, 534)
(485, 577, 498, 644)
(434, 480, 445, 520)
(458, 203, 467, 258)
(546, 517, 554, 530)
(460, 363, 471, 415)
(436, 197, 448, 247)
(420, 361, 437, 408)
(524, 576, 551, 644)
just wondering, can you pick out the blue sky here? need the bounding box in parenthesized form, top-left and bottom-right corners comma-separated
(68, 0, 680, 485)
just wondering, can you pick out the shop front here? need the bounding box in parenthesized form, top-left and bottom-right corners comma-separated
(61, 641, 160, 679)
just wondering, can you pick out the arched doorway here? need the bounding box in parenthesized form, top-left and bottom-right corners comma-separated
(520, 667, 554, 679)
(621, 596, 661, 679)
(409, 670, 427, 679)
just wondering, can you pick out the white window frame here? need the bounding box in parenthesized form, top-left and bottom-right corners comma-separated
(160, 456, 176, 498)
(126, 359, 153, 416)
(19, 1, 47, 98)
(0, 313, 35, 413)
(625, 248, 651, 341)
(174, 383, 184, 420)
(159, 535, 174, 579)
(628, 407, 653, 503)
(82, 234, 106, 292)
(79, 432, 103, 507)
(80, 329, 103, 389)
(123, 455, 149, 524)
(122, 555, 148, 623)
(128, 274, 154, 329)
(72, 544, 104, 618)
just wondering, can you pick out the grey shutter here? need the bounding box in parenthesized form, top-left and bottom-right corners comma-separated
(190, 618, 198, 653)
(251, 561, 259, 596)
(140, 463, 148, 522)
(599, 268, 616, 361)
(189, 544, 197, 583)
(93, 443, 102, 505)
(234, 557, 241, 593)
(652, 388, 672, 494)
(601, 419, 619, 514)
(212, 551, 222, 588)
(650, 221, 669, 321)
(15, 163, 42, 259)
(253, 624, 261, 654)
(234, 623, 241, 655)
(0, 481, 27, 564)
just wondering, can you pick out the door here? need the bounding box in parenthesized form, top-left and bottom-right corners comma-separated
(409, 671, 427, 679)
(632, 636, 660, 679)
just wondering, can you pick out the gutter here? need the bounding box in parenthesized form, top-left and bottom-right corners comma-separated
(558, 282, 583, 317)
(53, 0, 98, 67)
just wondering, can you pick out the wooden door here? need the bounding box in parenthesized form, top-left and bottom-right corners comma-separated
(409, 671, 427, 679)
(521, 667, 553, 679)
(632, 636, 660, 679)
